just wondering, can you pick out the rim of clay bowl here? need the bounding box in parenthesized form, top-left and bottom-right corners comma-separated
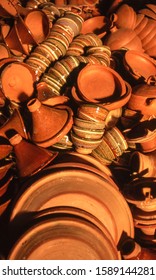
(77, 64, 126, 103)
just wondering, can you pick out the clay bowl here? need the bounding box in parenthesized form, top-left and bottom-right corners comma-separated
(0, 43, 10, 59)
(123, 178, 156, 212)
(8, 212, 119, 260)
(72, 125, 104, 140)
(77, 103, 109, 122)
(9, 168, 134, 244)
(114, 4, 137, 30)
(123, 50, 156, 82)
(134, 15, 149, 36)
(24, 9, 50, 44)
(16, 15, 38, 46)
(103, 27, 144, 52)
(74, 117, 106, 130)
(123, 119, 156, 153)
(142, 26, 156, 50)
(0, 161, 13, 180)
(146, 4, 156, 14)
(99, 80, 132, 111)
(80, 16, 110, 39)
(0, 136, 12, 159)
(139, 8, 156, 21)
(70, 130, 103, 154)
(145, 45, 156, 58)
(137, 18, 156, 41)
(0, 0, 18, 17)
(1, 61, 36, 103)
(77, 64, 126, 103)
(105, 107, 122, 129)
(129, 150, 156, 178)
(127, 84, 156, 115)
(0, 171, 13, 197)
(2, 21, 30, 56)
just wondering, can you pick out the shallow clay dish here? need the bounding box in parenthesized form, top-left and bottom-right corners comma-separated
(8, 215, 119, 260)
(81, 16, 110, 38)
(1, 62, 36, 103)
(77, 64, 126, 103)
(124, 50, 156, 82)
(10, 168, 134, 244)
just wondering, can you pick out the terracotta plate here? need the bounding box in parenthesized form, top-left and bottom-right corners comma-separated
(10, 169, 134, 244)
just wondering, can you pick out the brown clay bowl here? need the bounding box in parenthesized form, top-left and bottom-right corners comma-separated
(77, 64, 126, 103)
(0, 172, 13, 197)
(123, 50, 156, 82)
(146, 4, 156, 14)
(1, 61, 36, 103)
(141, 23, 156, 48)
(127, 83, 156, 115)
(139, 8, 156, 21)
(0, 43, 10, 59)
(81, 16, 110, 39)
(9, 168, 134, 244)
(24, 9, 50, 44)
(134, 15, 149, 36)
(0, 0, 18, 17)
(145, 45, 156, 58)
(115, 4, 137, 30)
(103, 27, 144, 52)
(0, 136, 12, 159)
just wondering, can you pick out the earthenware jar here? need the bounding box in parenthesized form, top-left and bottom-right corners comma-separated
(7, 131, 58, 178)
(130, 150, 156, 178)
(27, 98, 73, 147)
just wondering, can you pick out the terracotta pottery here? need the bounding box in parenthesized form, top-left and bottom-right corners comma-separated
(80, 16, 110, 39)
(7, 131, 58, 178)
(77, 103, 109, 122)
(0, 161, 13, 180)
(0, 136, 12, 160)
(27, 98, 73, 147)
(114, 4, 137, 30)
(145, 45, 156, 58)
(130, 150, 156, 178)
(103, 26, 144, 52)
(146, 4, 156, 14)
(0, 108, 28, 140)
(24, 9, 50, 44)
(123, 178, 156, 213)
(123, 50, 156, 83)
(10, 168, 134, 244)
(127, 83, 156, 115)
(16, 15, 38, 46)
(0, 0, 18, 17)
(134, 15, 149, 36)
(3, 20, 30, 56)
(139, 8, 156, 21)
(77, 64, 126, 103)
(0, 172, 13, 197)
(0, 43, 10, 59)
(1, 62, 36, 103)
(123, 119, 156, 153)
(137, 18, 156, 41)
(8, 214, 120, 260)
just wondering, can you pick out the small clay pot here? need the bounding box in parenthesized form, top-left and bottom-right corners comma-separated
(114, 4, 137, 30)
(130, 150, 156, 178)
(81, 16, 110, 39)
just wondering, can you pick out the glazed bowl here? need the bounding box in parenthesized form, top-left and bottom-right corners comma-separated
(74, 117, 106, 130)
(72, 125, 104, 140)
(77, 103, 109, 122)
(70, 130, 103, 154)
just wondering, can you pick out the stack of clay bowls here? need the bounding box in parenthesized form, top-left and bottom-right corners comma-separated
(71, 103, 108, 154)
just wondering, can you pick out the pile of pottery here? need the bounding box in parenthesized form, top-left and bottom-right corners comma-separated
(0, 0, 156, 260)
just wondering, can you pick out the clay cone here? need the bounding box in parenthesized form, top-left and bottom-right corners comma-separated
(27, 98, 73, 147)
(8, 131, 58, 178)
(0, 109, 28, 139)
